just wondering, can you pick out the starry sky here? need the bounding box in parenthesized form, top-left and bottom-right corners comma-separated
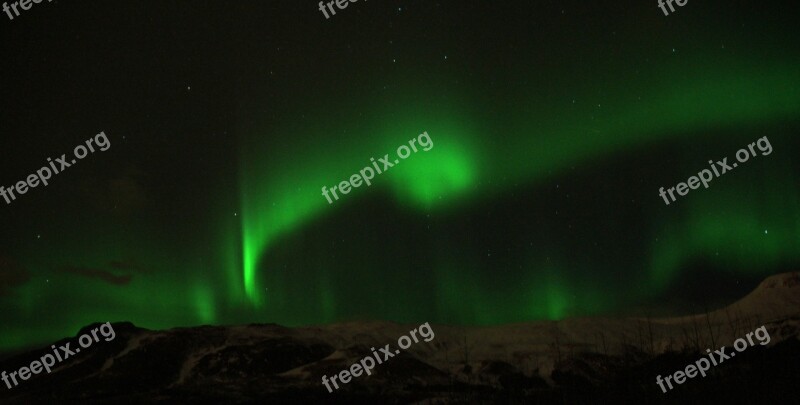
(1, 0, 799, 351)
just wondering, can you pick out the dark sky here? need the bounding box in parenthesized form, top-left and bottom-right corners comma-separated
(1, 0, 799, 351)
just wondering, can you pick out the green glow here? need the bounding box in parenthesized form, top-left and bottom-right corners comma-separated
(238, 97, 483, 305)
(388, 131, 478, 208)
(649, 160, 800, 289)
(237, 56, 800, 309)
(4, 24, 800, 353)
(193, 282, 216, 324)
(0, 222, 225, 350)
(0, 271, 218, 351)
(501, 60, 800, 188)
(428, 253, 617, 324)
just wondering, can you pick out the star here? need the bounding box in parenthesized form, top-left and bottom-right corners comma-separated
(234, 212, 238, 216)
(187, 86, 191, 90)
(36, 234, 41, 239)
(764, 229, 768, 234)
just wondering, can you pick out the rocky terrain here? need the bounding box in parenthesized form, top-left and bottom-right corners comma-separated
(1, 272, 798, 403)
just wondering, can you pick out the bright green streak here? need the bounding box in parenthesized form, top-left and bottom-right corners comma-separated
(238, 57, 800, 308)
(4, 13, 800, 354)
(238, 99, 484, 305)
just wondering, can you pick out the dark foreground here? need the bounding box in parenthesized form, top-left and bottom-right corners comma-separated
(1, 273, 798, 404)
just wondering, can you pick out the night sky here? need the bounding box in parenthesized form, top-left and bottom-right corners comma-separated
(1, 0, 799, 351)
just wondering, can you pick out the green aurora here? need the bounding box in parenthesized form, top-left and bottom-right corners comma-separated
(236, 56, 800, 318)
(2, 1, 799, 353)
(4, 56, 800, 352)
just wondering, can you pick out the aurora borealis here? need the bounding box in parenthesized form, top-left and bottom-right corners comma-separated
(1, 0, 799, 352)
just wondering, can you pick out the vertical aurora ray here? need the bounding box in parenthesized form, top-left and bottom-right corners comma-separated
(431, 255, 616, 324)
(237, 96, 484, 306)
(193, 282, 216, 324)
(238, 156, 351, 307)
(5, 0, 800, 356)
(236, 56, 800, 310)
